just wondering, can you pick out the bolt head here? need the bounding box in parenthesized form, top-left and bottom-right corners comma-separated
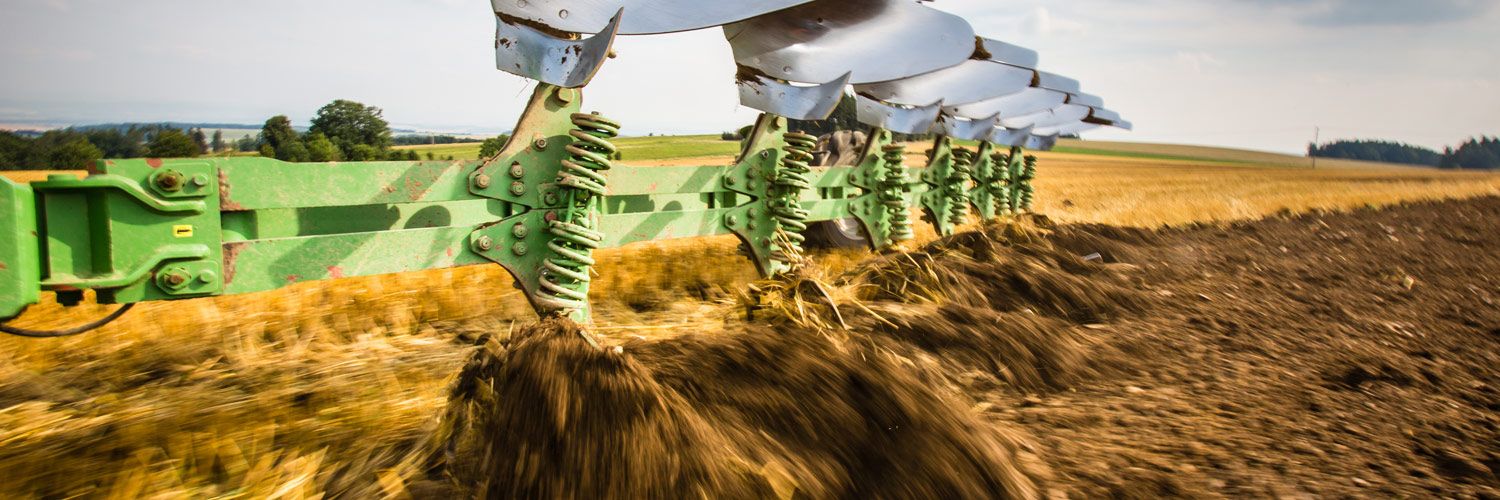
(726, 215, 739, 226)
(555, 88, 576, 104)
(156, 171, 185, 192)
(474, 174, 492, 189)
(475, 236, 494, 251)
(191, 174, 210, 187)
(512, 242, 529, 256)
(533, 137, 549, 150)
(511, 223, 529, 238)
(544, 192, 560, 205)
(725, 177, 736, 186)
(748, 221, 758, 230)
(510, 181, 527, 196)
(509, 162, 525, 179)
(197, 270, 218, 284)
(774, 117, 788, 129)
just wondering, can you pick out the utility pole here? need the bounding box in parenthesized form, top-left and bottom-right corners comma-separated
(1311, 126, 1319, 169)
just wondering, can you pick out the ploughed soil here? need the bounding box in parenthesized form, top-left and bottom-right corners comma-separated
(440, 196, 1499, 499)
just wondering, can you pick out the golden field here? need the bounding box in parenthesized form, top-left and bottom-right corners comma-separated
(2, 141, 1499, 497)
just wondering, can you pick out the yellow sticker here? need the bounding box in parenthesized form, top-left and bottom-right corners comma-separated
(173, 225, 194, 238)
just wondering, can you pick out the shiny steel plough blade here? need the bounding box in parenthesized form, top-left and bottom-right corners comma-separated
(724, 0, 977, 85)
(854, 93, 943, 135)
(938, 113, 1000, 141)
(855, 38, 1038, 107)
(990, 125, 1035, 147)
(736, 70, 851, 120)
(946, 71, 1078, 120)
(491, 0, 814, 35)
(494, 9, 620, 87)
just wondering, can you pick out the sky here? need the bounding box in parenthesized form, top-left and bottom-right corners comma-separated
(1, 0, 1496, 154)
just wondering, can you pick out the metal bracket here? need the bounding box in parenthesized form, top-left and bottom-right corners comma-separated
(724, 113, 792, 277)
(28, 161, 222, 306)
(967, 141, 1002, 221)
(918, 136, 972, 237)
(493, 10, 620, 88)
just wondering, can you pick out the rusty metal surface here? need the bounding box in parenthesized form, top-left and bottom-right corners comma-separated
(724, 0, 975, 85)
(494, 10, 620, 87)
(490, 0, 813, 35)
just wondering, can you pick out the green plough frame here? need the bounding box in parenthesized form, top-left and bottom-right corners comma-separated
(0, 85, 1039, 323)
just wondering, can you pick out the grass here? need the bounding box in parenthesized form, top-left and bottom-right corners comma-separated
(3, 137, 1500, 496)
(395, 134, 742, 162)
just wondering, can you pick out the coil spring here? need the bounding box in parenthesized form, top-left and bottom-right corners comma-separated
(770, 132, 816, 264)
(990, 152, 1012, 214)
(534, 112, 619, 313)
(1018, 154, 1038, 211)
(881, 144, 914, 241)
(947, 148, 974, 226)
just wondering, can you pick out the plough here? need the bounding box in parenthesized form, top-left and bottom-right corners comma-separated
(0, 0, 1129, 336)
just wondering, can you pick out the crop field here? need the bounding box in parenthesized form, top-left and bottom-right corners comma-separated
(2, 139, 1498, 497)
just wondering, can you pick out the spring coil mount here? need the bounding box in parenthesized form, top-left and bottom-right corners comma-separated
(770, 132, 816, 266)
(880, 144, 914, 242)
(534, 112, 619, 314)
(947, 148, 974, 226)
(991, 151, 1013, 215)
(1018, 154, 1038, 212)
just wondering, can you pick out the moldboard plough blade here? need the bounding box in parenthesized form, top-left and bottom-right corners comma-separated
(737, 71, 852, 120)
(855, 94, 944, 135)
(946, 71, 1078, 120)
(724, 0, 976, 85)
(854, 38, 1038, 107)
(490, 0, 815, 35)
(494, 9, 620, 87)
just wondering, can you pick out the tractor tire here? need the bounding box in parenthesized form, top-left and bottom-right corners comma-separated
(803, 218, 869, 249)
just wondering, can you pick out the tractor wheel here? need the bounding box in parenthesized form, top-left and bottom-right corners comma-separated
(803, 218, 869, 249)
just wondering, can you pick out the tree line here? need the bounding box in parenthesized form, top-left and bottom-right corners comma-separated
(0, 99, 492, 171)
(1309, 137, 1500, 169)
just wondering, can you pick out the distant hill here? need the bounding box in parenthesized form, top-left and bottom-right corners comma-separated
(71, 122, 275, 133)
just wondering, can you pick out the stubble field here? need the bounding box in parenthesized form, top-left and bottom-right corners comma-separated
(2, 139, 1498, 497)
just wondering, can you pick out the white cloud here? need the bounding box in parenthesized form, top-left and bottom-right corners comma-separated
(1173, 50, 1227, 74)
(1020, 7, 1088, 37)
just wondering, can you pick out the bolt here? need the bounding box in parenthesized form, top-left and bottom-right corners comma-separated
(156, 171, 184, 192)
(533, 137, 549, 150)
(511, 223, 529, 238)
(197, 270, 218, 284)
(746, 179, 757, 190)
(509, 162, 525, 178)
(759, 151, 769, 159)
(748, 221, 758, 230)
(555, 88, 576, 104)
(191, 174, 210, 187)
(512, 242, 529, 256)
(474, 236, 494, 252)
(474, 174, 492, 189)
(544, 192, 560, 205)
(725, 177, 736, 186)
(510, 181, 527, 196)
(748, 207, 759, 218)
(774, 117, 787, 129)
(726, 215, 739, 226)
(158, 267, 191, 291)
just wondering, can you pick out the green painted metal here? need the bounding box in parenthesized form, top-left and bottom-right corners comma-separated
(0, 83, 1047, 325)
(0, 178, 39, 319)
(967, 141, 1002, 220)
(918, 136, 974, 237)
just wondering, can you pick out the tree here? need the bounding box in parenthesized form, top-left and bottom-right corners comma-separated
(309, 100, 392, 160)
(1, 131, 31, 169)
(478, 133, 512, 158)
(211, 130, 225, 153)
(348, 144, 381, 161)
(261, 115, 308, 161)
(147, 129, 201, 158)
(82, 128, 144, 158)
(304, 132, 342, 162)
(25, 130, 103, 169)
(1439, 136, 1500, 170)
(190, 128, 209, 155)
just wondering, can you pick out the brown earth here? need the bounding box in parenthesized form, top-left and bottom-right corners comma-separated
(436, 197, 1499, 498)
